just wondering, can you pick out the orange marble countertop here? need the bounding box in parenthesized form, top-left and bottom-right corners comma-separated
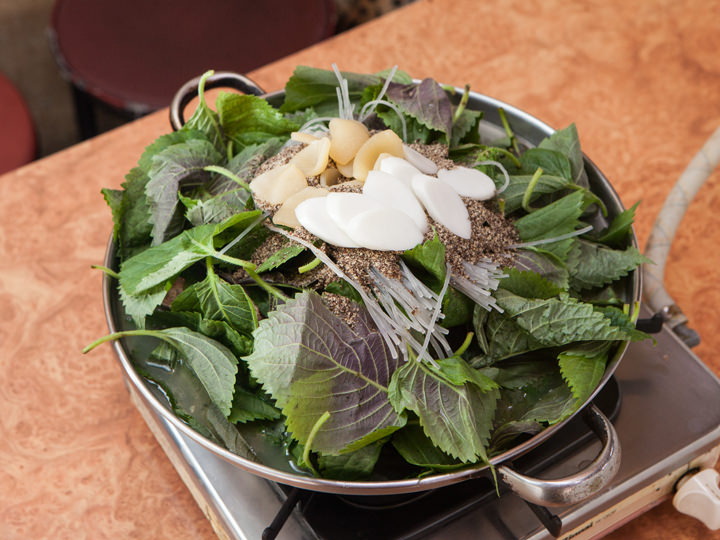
(2, 0, 720, 538)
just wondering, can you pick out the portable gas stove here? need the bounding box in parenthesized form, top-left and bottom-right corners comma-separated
(123, 305, 720, 540)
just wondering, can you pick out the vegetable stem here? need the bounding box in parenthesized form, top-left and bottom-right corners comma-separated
(522, 167, 544, 212)
(91, 265, 120, 279)
(498, 107, 520, 154)
(303, 411, 331, 476)
(203, 165, 252, 192)
(454, 332, 474, 357)
(210, 250, 290, 302)
(298, 257, 321, 274)
(82, 329, 165, 354)
(452, 84, 471, 124)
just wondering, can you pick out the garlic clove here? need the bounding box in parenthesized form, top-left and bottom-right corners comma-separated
(404, 144, 438, 174)
(412, 173, 471, 239)
(291, 131, 320, 144)
(295, 196, 359, 248)
(352, 130, 404, 182)
(290, 137, 331, 177)
(378, 156, 421, 187)
(345, 208, 424, 251)
(328, 118, 370, 165)
(319, 167, 342, 187)
(437, 167, 496, 200)
(335, 159, 354, 178)
(273, 187, 329, 228)
(363, 170, 428, 232)
(250, 163, 308, 205)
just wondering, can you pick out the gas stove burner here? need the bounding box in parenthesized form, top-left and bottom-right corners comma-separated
(127, 307, 720, 540)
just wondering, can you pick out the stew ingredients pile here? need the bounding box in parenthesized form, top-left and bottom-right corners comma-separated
(86, 66, 650, 480)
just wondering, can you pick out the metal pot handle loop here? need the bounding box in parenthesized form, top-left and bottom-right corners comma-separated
(497, 404, 621, 507)
(169, 71, 266, 131)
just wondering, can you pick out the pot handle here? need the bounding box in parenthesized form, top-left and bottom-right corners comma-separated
(169, 71, 266, 131)
(497, 404, 621, 507)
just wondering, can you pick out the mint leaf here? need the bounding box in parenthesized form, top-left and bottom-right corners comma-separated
(519, 148, 572, 181)
(145, 138, 223, 244)
(144, 327, 239, 416)
(481, 309, 544, 361)
(501, 173, 571, 214)
(558, 342, 611, 404)
(183, 71, 225, 153)
(120, 212, 260, 297)
(499, 268, 563, 299)
(513, 247, 569, 290)
(324, 280, 364, 305)
(176, 264, 257, 334)
(106, 168, 154, 261)
(388, 358, 499, 463)
(450, 108, 482, 147)
(228, 387, 281, 424)
(256, 243, 306, 273)
(514, 190, 586, 242)
(432, 357, 500, 392)
(317, 442, 384, 480)
(118, 281, 168, 327)
(538, 124, 587, 186)
(567, 239, 650, 291)
(596, 201, 639, 248)
(494, 289, 636, 345)
(217, 92, 299, 148)
(183, 188, 250, 226)
(245, 291, 405, 454)
(137, 130, 204, 172)
(392, 424, 463, 470)
(136, 346, 253, 458)
(402, 234, 446, 289)
(280, 66, 381, 115)
(513, 190, 586, 260)
(386, 78, 453, 137)
(151, 310, 254, 358)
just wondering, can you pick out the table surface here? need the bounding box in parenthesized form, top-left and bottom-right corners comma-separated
(1, 0, 719, 538)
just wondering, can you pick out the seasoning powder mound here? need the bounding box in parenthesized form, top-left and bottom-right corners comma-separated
(432, 199, 518, 276)
(408, 142, 457, 170)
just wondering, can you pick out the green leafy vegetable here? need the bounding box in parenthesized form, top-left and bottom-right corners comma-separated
(567, 239, 650, 291)
(145, 138, 223, 244)
(244, 291, 406, 454)
(388, 357, 499, 463)
(90, 66, 650, 484)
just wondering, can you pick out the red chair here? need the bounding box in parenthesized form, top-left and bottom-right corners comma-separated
(48, 0, 336, 139)
(0, 72, 37, 175)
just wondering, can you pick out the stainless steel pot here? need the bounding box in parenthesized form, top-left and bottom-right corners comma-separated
(103, 71, 640, 507)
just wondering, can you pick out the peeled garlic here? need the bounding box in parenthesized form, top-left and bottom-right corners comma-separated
(363, 171, 428, 233)
(352, 130, 404, 182)
(403, 144, 439, 175)
(345, 208, 424, 251)
(319, 167, 342, 187)
(273, 187, 329, 228)
(437, 167, 496, 200)
(290, 137, 331, 177)
(328, 118, 370, 165)
(250, 163, 308, 205)
(377, 156, 421, 187)
(295, 197, 359, 248)
(412, 173, 471, 239)
(335, 159, 354, 178)
(291, 131, 320, 144)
